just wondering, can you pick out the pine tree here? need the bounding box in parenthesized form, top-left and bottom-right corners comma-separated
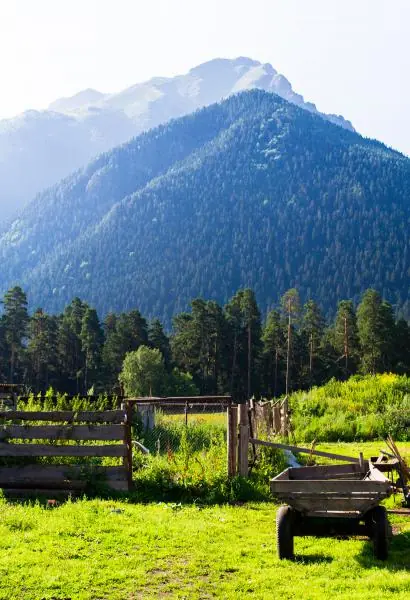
(333, 300, 360, 376)
(357, 289, 395, 374)
(57, 297, 88, 392)
(224, 289, 261, 399)
(280, 289, 301, 395)
(102, 310, 148, 391)
(262, 309, 284, 396)
(148, 319, 171, 369)
(80, 307, 104, 392)
(301, 299, 325, 385)
(393, 319, 410, 374)
(1, 286, 29, 383)
(27, 309, 58, 391)
(171, 299, 227, 394)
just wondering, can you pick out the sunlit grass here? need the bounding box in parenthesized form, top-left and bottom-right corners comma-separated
(0, 498, 409, 599)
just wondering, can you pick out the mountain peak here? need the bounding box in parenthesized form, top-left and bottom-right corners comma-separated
(0, 57, 355, 223)
(49, 89, 107, 114)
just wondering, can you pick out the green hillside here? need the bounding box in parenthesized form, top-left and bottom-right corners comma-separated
(290, 374, 410, 442)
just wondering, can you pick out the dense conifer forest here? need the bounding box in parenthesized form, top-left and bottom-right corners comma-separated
(1, 91, 409, 323)
(1, 286, 408, 399)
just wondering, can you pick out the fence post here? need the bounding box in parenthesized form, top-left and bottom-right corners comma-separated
(273, 403, 281, 434)
(237, 402, 249, 477)
(122, 402, 133, 490)
(227, 403, 238, 477)
(281, 397, 289, 438)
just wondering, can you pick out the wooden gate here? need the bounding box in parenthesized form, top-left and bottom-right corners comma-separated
(0, 406, 132, 495)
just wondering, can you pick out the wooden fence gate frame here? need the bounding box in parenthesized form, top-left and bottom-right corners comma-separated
(0, 405, 132, 495)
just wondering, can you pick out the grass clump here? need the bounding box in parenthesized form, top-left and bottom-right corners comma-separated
(132, 413, 286, 503)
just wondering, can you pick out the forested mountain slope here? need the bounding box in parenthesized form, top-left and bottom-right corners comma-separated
(0, 90, 408, 323)
(0, 57, 353, 222)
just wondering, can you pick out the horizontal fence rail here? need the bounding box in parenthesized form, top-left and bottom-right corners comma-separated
(127, 396, 232, 405)
(0, 409, 126, 423)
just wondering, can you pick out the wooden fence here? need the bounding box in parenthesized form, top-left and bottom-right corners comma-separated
(0, 406, 132, 495)
(233, 400, 365, 478)
(128, 396, 239, 476)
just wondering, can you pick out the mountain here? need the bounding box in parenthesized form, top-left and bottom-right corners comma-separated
(0, 57, 354, 223)
(0, 90, 408, 324)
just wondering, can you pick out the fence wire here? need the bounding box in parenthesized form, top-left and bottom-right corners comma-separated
(132, 403, 228, 459)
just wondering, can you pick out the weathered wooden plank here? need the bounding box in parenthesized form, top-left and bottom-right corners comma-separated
(250, 438, 359, 463)
(0, 443, 127, 457)
(0, 465, 127, 481)
(0, 410, 125, 423)
(127, 396, 232, 405)
(237, 403, 249, 476)
(122, 402, 133, 489)
(0, 424, 124, 441)
(3, 488, 81, 498)
(270, 480, 391, 494)
(227, 405, 238, 477)
(288, 463, 368, 480)
(0, 465, 129, 490)
(3, 480, 129, 495)
(281, 497, 385, 514)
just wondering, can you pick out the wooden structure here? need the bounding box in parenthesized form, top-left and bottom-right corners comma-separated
(127, 396, 240, 477)
(271, 462, 392, 560)
(252, 398, 289, 438)
(0, 384, 21, 410)
(0, 406, 132, 495)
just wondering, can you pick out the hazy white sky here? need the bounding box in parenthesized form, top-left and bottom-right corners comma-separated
(1, 0, 409, 154)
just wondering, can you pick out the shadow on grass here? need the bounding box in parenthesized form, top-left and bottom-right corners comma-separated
(293, 554, 333, 564)
(1, 474, 274, 507)
(356, 531, 410, 571)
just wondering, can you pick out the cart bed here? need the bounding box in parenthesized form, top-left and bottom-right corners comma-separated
(271, 462, 392, 517)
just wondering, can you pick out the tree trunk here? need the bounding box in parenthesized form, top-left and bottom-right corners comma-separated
(285, 309, 291, 396)
(230, 332, 237, 395)
(274, 348, 279, 397)
(247, 324, 252, 399)
(9, 346, 15, 384)
(344, 315, 348, 376)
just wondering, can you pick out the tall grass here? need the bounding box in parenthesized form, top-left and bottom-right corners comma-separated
(289, 374, 410, 442)
(132, 412, 287, 503)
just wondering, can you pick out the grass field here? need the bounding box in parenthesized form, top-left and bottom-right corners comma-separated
(0, 497, 409, 600)
(2, 384, 409, 599)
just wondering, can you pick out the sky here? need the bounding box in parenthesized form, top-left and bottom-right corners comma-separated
(1, 0, 409, 154)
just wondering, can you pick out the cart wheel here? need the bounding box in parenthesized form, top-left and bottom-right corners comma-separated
(368, 506, 388, 560)
(276, 505, 295, 560)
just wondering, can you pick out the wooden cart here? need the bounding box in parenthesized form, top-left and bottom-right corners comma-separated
(270, 462, 393, 560)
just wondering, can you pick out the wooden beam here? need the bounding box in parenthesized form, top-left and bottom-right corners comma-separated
(227, 405, 237, 477)
(0, 410, 125, 423)
(0, 443, 127, 457)
(249, 438, 360, 463)
(0, 425, 124, 441)
(122, 402, 133, 490)
(270, 480, 391, 493)
(238, 403, 249, 476)
(126, 396, 232, 405)
(0, 465, 128, 489)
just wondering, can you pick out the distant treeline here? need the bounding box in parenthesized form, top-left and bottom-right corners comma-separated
(0, 286, 409, 399)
